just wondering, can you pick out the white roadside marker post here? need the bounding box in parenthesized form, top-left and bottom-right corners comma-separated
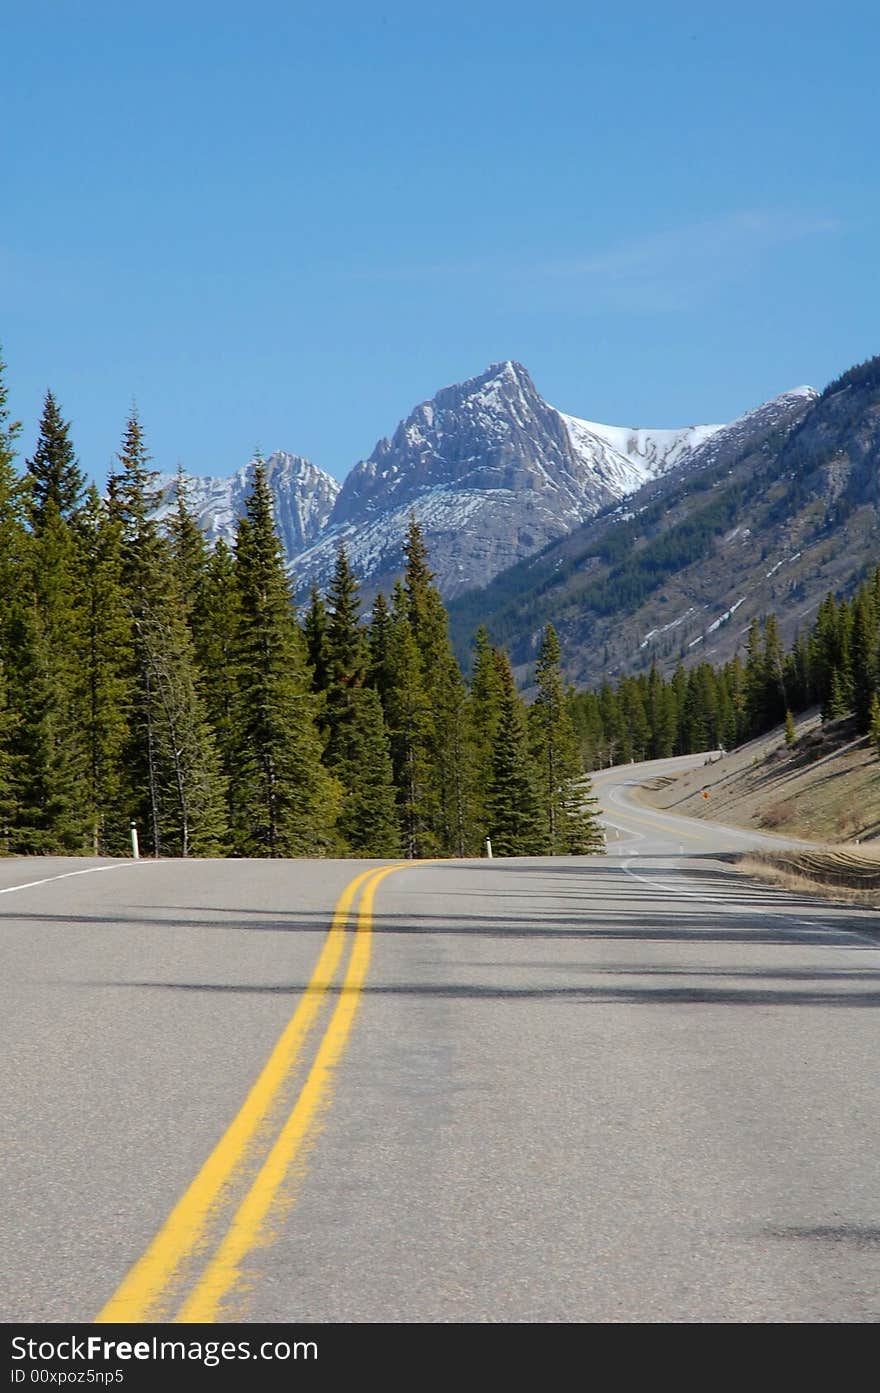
(485, 837, 493, 859)
(130, 820, 140, 860)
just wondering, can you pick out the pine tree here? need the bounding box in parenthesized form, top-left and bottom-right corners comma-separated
(367, 591, 394, 710)
(383, 590, 436, 857)
(869, 692, 880, 756)
(326, 544, 367, 692)
(401, 518, 465, 851)
(762, 614, 788, 728)
(112, 410, 167, 853)
(332, 688, 401, 857)
(114, 410, 228, 855)
(192, 538, 241, 833)
(469, 626, 502, 827)
(74, 487, 133, 853)
(167, 466, 208, 622)
(784, 709, 796, 747)
(647, 664, 676, 758)
(530, 625, 603, 853)
(323, 544, 368, 757)
(231, 461, 339, 855)
(25, 390, 85, 527)
(303, 584, 330, 694)
(486, 652, 544, 856)
(24, 501, 91, 849)
(743, 618, 769, 738)
(619, 676, 651, 760)
(824, 667, 848, 723)
(849, 588, 878, 731)
(136, 599, 228, 856)
(400, 519, 474, 854)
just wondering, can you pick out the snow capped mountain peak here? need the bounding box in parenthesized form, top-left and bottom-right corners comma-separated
(155, 450, 340, 556)
(151, 362, 820, 605)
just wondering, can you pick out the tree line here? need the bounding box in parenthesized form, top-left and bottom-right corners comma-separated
(0, 359, 604, 858)
(570, 573, 880, 768)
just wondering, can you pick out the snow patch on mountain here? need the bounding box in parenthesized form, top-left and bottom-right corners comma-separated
(561, 414, 725, 488)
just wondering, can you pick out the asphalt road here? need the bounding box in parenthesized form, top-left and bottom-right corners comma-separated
(2, 759, 880, 1323)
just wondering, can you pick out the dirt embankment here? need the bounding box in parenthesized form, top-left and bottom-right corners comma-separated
(638, 711, 880, 844)
(638, 712, 880, 905)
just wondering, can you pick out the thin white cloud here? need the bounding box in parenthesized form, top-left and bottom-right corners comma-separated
(533, 210, 842, 310)
(349, 209, 841, 311)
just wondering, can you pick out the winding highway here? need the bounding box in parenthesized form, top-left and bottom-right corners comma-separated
(2, 755, 879, 1323)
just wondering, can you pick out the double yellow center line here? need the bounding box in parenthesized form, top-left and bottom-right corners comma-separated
(97, 862, 407, 1324)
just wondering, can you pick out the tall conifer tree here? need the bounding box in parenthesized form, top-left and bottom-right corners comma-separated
(26, 390, 85, 528)
(486, 651, 544, 856)
(530, 625, 603, 854)
(74, 487, 133, 853)
(114, 410, 227, 855)
(231, 461, 338, 855)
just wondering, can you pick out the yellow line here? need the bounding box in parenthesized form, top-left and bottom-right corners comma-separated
(95, 864, 384, 1323)
(175, 862, 403, 1322)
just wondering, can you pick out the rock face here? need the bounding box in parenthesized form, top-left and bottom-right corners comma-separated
(445, 366, 880, 689)
(290, 361, 725, 598)
(155, 452, 340, 557)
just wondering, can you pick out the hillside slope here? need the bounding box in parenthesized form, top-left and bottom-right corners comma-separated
(638, 711, 880, 846)
(449, 360, 880, 686)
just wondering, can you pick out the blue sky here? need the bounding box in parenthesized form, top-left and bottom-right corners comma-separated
(2, 1, 877, 484)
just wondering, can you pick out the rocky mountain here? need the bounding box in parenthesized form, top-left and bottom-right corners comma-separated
(289, 361, 727, 598)
(155, 451, 340, 557)
(156, 363, 836, 642)
(447, 363, 880, 689)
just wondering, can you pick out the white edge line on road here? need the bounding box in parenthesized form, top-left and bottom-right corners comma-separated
(0, 863, 144, 897)
(621, 860, 877, 944)
(620, 859, 725, 902)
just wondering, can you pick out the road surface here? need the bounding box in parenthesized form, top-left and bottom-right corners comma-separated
(2, 756, 879, 1323)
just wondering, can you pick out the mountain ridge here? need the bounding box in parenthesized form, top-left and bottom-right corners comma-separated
(156, 360, 808, 603)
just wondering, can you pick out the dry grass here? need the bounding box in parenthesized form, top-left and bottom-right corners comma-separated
(737, 851, 880, 909)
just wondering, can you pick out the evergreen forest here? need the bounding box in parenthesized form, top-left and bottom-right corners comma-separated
(569, 574, 880, 767)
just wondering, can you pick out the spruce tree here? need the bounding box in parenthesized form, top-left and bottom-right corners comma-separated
(530, 625, 603, 853)
(74, 487, 133, 853)
(26, 390, 85, 527)
(320, 546, 400, 854)
(647, 664, 676, 758)
(367, 591, 394, 710)
(383, 586, 436, 857)
(332, 688, 401, 857)
(23, 501, 90, 849)
(114, 410, 228, 855)
(849, 589, 878, 731)
(303, 584, 330, 694)
(869, 692, 880, 756)
(231, 461, 339, 855)
(192, 538, 241, 833)
(824, 668, 848, 723)
(167, 466, 208, 622)
(401, 518, 472, 854)
(486, 652, 544, 856)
